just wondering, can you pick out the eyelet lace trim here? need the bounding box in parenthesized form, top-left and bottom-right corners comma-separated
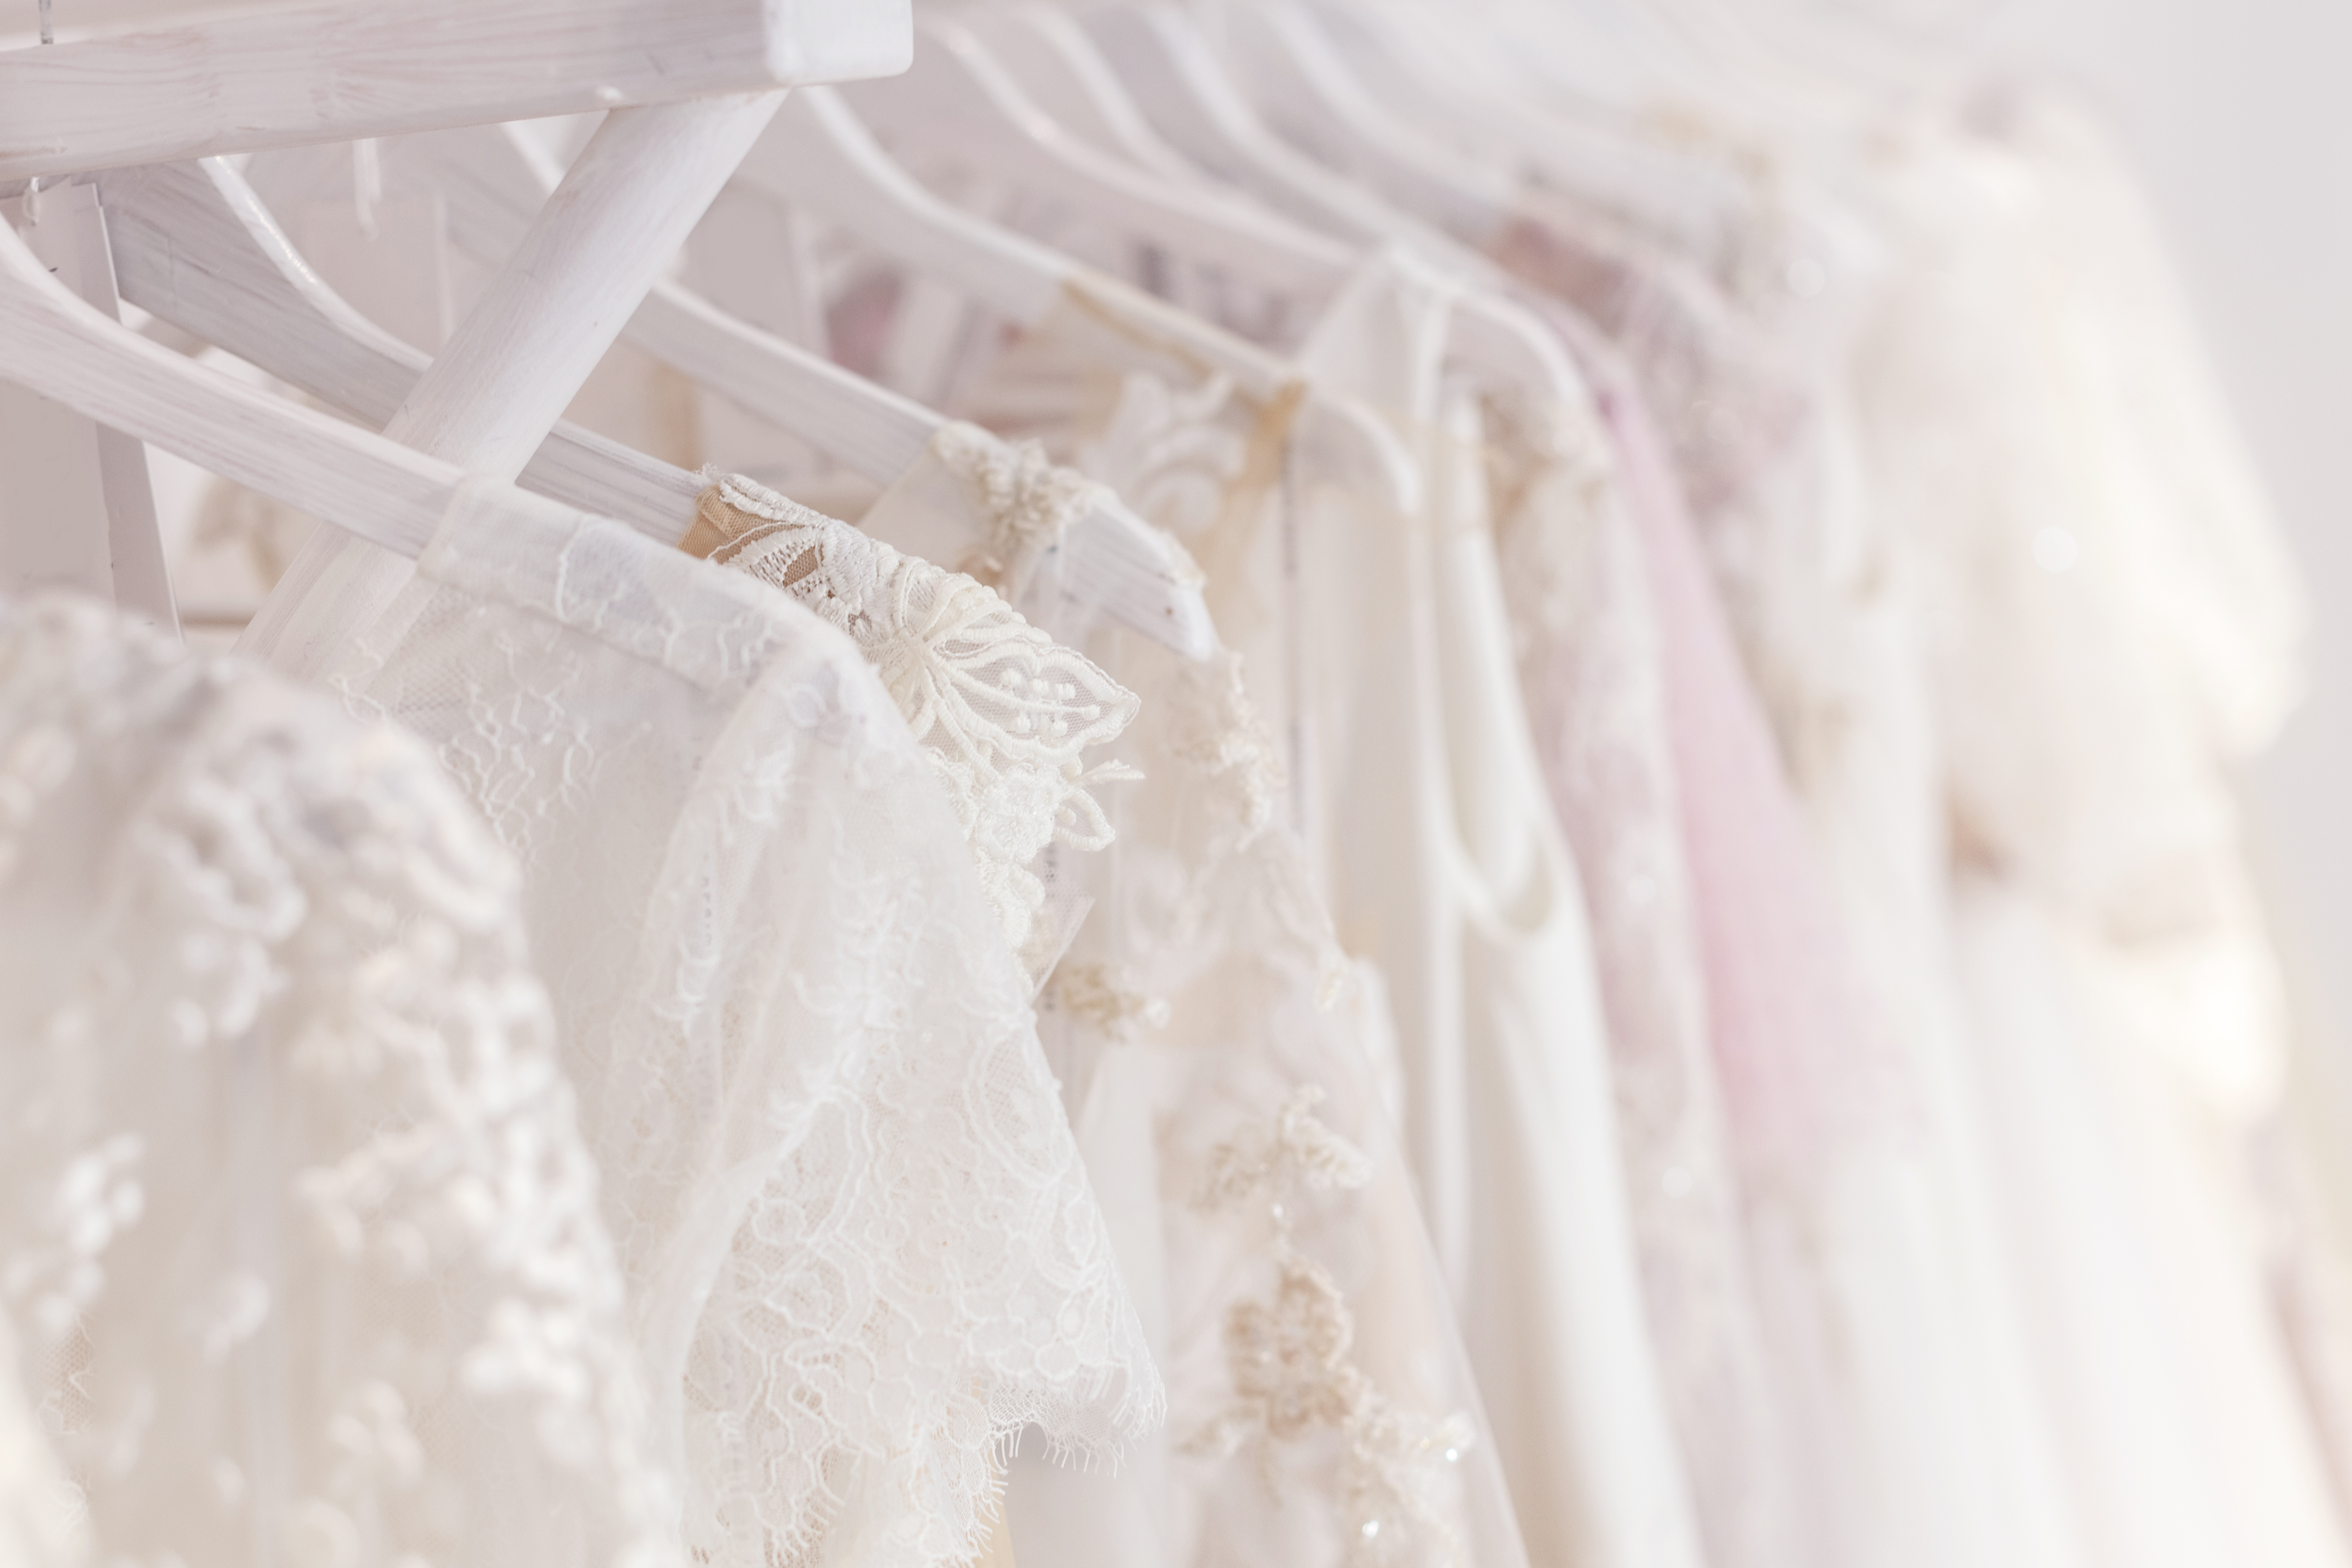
(692, 472, 1140, 980)
(1188, 1089, 1477, 1568)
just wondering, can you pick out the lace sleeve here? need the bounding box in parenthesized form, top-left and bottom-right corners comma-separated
(689, 469, 1140, 982)
(0, 595, 671, 1568)
(291, 495, 1164, 1568)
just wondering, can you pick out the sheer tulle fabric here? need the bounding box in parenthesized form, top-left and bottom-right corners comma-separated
(834, 372, 1527, 1568)
(909, 247, 1700, 1568)
(233, 495, 1162, 1568)
(0, 594, 672, 1568)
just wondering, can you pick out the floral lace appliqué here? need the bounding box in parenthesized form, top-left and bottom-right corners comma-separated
(1189, 1089, 1475, 1568)
(1051, 963, 1171, 1045)
(694, 472, 1140, 980)
(930, 421, 1114, 599)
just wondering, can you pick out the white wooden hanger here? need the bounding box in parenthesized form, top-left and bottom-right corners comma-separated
(1310, 0, 1751, 259)
(851, 12, 1356, 303)
(1078, 5, 1426, 250)
(1207, 2, 1520, 247)
(1068, 5, 1581, 404)
(389, 120, 948, 482)
(226, 88, 802, 685)
(0, 178, 175, 630)
(95, 157, 706, 543)
(358, 119, 1218, 657)
(962, 7, 1209, 188)
(741, 86, 1421, 507)
(0, 188, 595, 561)
(0, 0, 910, 181)
(375, 94, 791, 481)
(864, 11, 1580, 404)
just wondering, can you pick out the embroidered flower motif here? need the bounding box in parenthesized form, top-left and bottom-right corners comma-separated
(1166, 653, 1284, 846)
(695, 472, 1141, 979)
(1051, 963, 1171, 1044)
(1198, 1087, 1374, 1211)
(930, 422, 1114, 598)
(1190, 1089, 1473, 1568)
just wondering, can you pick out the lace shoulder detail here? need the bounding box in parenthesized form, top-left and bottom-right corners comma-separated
(0, 595, 671, 1568)
(929, 420, 1111, 594)
(691, 472, 1141, 977)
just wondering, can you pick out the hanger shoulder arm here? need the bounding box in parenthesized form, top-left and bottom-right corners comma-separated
(0, 217, 459, 557)
(1057, 501, 1218, 661)
(98, 160, 420, 424)
(627, 279, 938, 485)
(738, 89, 1070, 327)
(1451, 290, 1585, 404)
(102, 158, 701, 545)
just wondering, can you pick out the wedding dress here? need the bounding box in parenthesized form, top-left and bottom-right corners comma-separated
(1855, 93, 2347, 1568)
(888, 246, 1702, 1568)
(232, 487, 1163, 1568)
(0, 593, 671, 1568)
(813, 150, 1786, 1568)
(694, 420, 1532, 1568)
(1495, 167, 2097, 1568)
(1482, 377, 1816, 1568)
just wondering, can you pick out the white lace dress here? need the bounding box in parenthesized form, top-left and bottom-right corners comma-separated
(0, 593, 670, 1568)
(922, 255, 1701, 1568)
(787, 418, 1527, 1568)
(232, 490, 1163, 1568)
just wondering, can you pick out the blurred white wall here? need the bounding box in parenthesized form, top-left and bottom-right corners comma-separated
(1986, 0, 2352, 1081)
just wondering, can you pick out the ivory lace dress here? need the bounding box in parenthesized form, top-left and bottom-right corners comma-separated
(232, 487, 1163, 1568)
(833, 146, 1795, 1568)
(900, 249, 1704, 1568)
(0, 594, 670, 1568)
(692, 420, 1531, 1568)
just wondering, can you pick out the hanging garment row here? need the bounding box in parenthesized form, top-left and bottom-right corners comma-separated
(1, 4, 2345, 1568)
